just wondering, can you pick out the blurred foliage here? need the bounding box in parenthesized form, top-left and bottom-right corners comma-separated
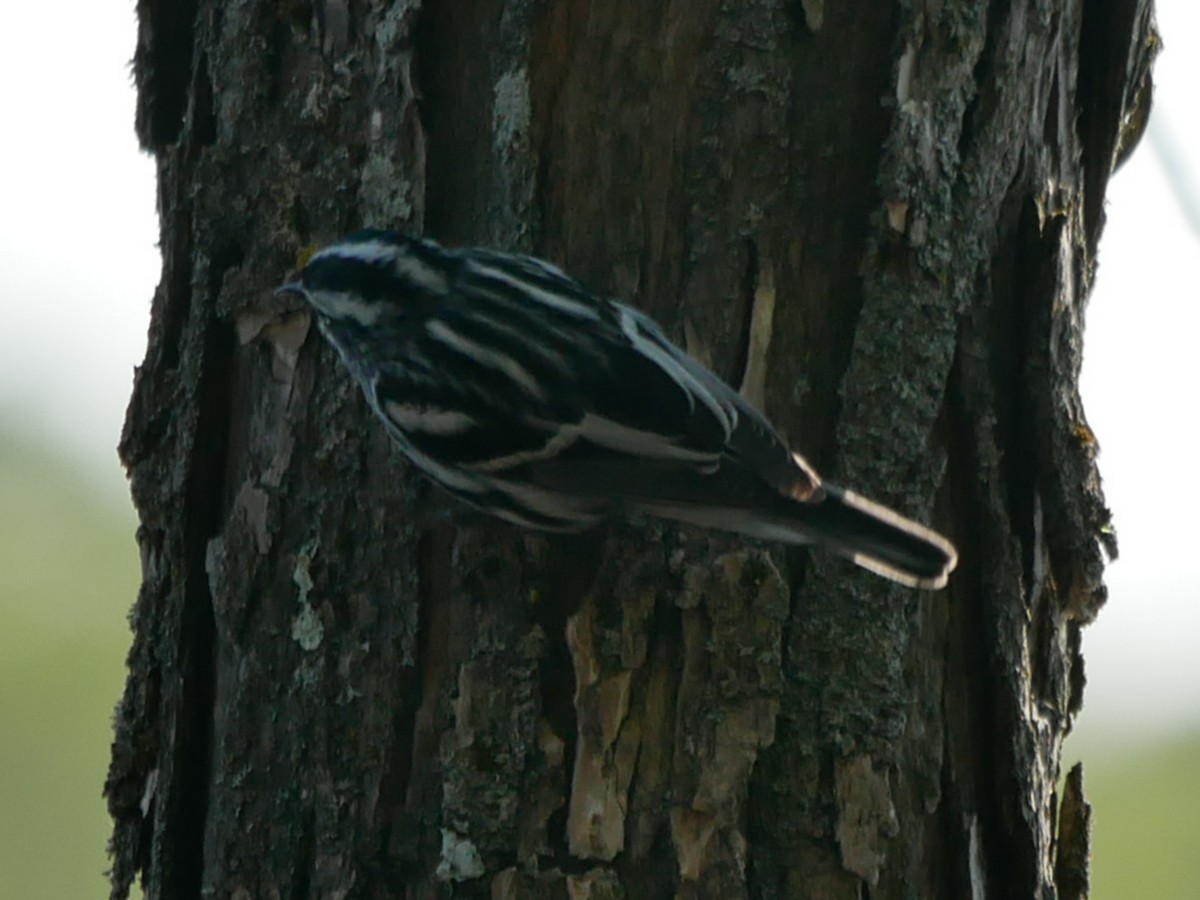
(0, 429, 138, 899)
(1076, 731, 1200, 899)
(0, 428, 1195, 898)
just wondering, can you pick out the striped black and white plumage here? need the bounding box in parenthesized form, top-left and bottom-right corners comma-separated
(278, 230, 957, 589)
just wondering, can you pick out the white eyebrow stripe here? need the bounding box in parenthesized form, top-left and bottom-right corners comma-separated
(467, 260, 602, 321)
(312, 240, 398, 265)
(425, 320, 547, 400)
(313, 240, 450, 294)
(308, 290, 382, 325)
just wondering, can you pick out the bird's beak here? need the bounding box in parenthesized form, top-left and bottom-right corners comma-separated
(275, 281, 305, 297)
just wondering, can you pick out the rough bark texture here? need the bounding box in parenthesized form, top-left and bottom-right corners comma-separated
(108, 1, 1155, 898)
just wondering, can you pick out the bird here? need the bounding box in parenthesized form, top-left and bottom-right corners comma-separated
(277, 230, 957, 589)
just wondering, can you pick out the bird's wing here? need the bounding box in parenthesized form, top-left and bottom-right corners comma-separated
(374, 250, 817, 499)
(575, 303, 819, 499)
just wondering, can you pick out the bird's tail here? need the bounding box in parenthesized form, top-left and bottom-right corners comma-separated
(778, 485, 956, 588)
(637, 483, 957, 589)
(525, 457, 957, 588)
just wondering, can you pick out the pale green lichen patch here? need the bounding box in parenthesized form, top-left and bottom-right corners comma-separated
(492, 68, 530, 153)
(436, 829, 486, 882)
(290, 538, 324, 651)
(359, 155, 414, 225)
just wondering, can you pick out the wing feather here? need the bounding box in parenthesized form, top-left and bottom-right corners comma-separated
(371, 245, 810, 497)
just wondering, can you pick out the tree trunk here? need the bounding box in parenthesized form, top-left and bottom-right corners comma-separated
(107, 1, 1156, 898)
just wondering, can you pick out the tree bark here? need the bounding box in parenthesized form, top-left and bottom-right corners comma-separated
(107, 1, 1156, 898)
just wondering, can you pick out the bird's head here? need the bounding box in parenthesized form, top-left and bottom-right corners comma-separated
(277, 230, 451, 327)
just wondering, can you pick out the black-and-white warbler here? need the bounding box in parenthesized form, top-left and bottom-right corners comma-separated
(278, 231, 957, 588)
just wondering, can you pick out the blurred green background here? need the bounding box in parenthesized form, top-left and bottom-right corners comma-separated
(0, 424, 1195, 898)
(0, 430, 140, 899)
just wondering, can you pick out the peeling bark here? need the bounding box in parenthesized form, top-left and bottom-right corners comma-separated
(108, 1, 1156, 898)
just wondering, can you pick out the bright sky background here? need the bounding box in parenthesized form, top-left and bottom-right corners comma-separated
(0, 1, 1196, 741)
